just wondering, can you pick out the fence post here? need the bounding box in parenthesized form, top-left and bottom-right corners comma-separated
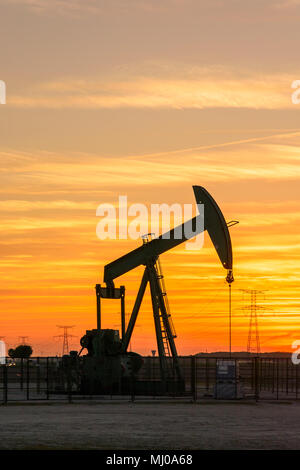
(67, 374, 72, 404)
(191, 356, 196, 402)
(130, 367, 135, 403)
(3, 365, 8, 404)
(205, 358, 209, 391)
(235, 358, 237, 399)
(46, 357, 49, 400)
(276, 359, 279, 400)
(251, 358, 254, 390)
(195, 356, 197, 401)
(26, 359, 30, 400)
(296, 365, 298, 400)
(254, 357, 260, 401)
(286, 358, 289, 395)
(36, 357, 40, 394)
(20, 357, 24, 391)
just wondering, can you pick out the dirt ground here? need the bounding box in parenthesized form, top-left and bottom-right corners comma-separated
(0, 400, 299, 450)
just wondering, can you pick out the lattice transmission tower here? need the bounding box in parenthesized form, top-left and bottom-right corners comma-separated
(241, 290, 267, 354)
(54, 325, 76, 356)
(18, 336, 29, 345)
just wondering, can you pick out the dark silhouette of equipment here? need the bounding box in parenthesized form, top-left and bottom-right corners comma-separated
(77, 186, 235, 395)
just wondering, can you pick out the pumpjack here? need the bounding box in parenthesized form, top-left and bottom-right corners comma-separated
(75, 186, 234, 395)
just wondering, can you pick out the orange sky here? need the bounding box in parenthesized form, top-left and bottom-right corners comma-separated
(0, 0, 300, 355)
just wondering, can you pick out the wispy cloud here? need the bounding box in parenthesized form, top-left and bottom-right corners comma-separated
(1, 138, 300, 199)
(0, 0, 181, 15)
(0, 0, 101, 14)
(275, 0, 300, 8)
(7, 70, 298, 110)
(3, 0, 300, 16)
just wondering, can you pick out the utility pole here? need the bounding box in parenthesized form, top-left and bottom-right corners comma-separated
(241, 290, 266, 354)
(54, 326, 76, 356)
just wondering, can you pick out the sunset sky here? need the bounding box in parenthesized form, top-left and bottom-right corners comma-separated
(0, 0, 300, 355)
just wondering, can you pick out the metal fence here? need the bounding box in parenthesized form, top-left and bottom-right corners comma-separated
(0, 356, 298, 403)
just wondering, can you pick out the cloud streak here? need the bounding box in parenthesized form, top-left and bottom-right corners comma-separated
(0, 0, 102, 14)
(8, 72, 299, 110)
